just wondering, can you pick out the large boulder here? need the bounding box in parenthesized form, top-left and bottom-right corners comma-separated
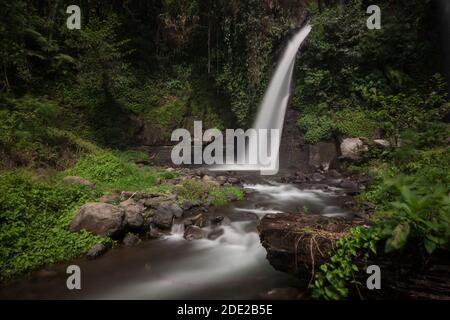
(152, 203, 183, 229)
(340, 138, 368, 161)
(258, 213, 365, 275)
(70, 202, 126, 237)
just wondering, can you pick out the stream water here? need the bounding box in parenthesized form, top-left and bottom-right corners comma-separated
(0, 180, 351, 300)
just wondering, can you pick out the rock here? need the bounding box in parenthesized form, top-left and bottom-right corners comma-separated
(211, 215, 224, 225)
(340, 180, 359, 194)
(225, 192, 237, 202)
(123, 233, 140, 246)
(98, 192, 121, 204)
(258, 213, 365, 274)
(312, 172, 325, 182)
(260, 287, 302, 300)
(373, 139, 391, 148)
(207, 228, 224, 240)
(141, 196, 166, 209)
(147, 226, 166, 239)
(328, 169, 342, 178)
(184, 225, 206, 240)
(308, 142, 338, 170)
(86, 243, 108, 259)
(227, 177, 240, 184)
(70, 203, 125, 237)
(202, 175, 220, 186)
(216, 176, 228, 185)
(180, 200, 193, 211)
(153, 203, 183, 229)
(120, 199, 145, 229)
(63, 176, 95, 188)
(340, 138, 368, 161)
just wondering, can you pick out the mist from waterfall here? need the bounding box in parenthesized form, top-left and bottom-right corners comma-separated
(212, 24, 312, 175)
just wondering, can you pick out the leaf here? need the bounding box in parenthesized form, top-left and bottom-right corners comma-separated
(385, 222, 410, 253)
(424, 238, 436, 254)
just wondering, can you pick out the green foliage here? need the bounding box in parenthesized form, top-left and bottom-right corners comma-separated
(297, 106, 377, 143)
(0, 171, 110, 281)
(176, 179, 244, 206)
(374, 177, 450, 254)
(66, 152, 133, 184)
(0, 94, 87, 169)
(294, 0, 445, 142)
(311, 226, 379, 300)
(65, 151, 176, 193)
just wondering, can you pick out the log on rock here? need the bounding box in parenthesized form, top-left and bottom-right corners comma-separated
(257, 213, 366, 275)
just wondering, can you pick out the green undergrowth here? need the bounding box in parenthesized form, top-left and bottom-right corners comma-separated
(176, 179, 244, 206)
(311, 145, 450, 300)
(0, 170, 110, 282)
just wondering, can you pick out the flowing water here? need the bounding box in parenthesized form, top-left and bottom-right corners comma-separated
(0, 181, 351, 299)
(211, 24, 312, 174)
(0, 24, 351, 300)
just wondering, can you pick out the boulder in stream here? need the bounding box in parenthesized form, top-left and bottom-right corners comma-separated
(153, 202, 183, 229)
(70, 202, 126, 237)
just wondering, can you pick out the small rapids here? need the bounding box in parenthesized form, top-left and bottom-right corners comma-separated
(0, 181, 351, 300)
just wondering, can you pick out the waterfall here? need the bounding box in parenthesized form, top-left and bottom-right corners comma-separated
(211, 24, 312, 175)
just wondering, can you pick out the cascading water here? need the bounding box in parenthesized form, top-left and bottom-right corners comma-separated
(212, 24, 312, 174)
(0, 24, 352, 300)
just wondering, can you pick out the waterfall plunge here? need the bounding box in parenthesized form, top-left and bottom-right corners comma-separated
(211, 24, 311, 175)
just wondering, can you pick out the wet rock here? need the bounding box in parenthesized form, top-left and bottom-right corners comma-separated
(259, 287, 302, 300)
(228, 211, 259, 222)
(207, 228, 224, 240)
(211, 215, 224, 225)
(227, 177, 240, 185)
(70, 203, 125, 237)
(153, 202, 182, 229)
(63, 176, 95, 189)
(86, 243, 108, 259)
(308, 141, 337, 171)
(340, 180, 359, 195)
(340, 138, 368, 161)
(184, 225, 206, 240)
(147, 226, 166, 239)
(312, 172, 325, 182)
(123, 233, 140, 246)
(328, 169, 342, 178)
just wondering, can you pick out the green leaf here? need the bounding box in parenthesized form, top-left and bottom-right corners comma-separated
(424, 238, 436, 254)
(385, 222, 410, 253)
